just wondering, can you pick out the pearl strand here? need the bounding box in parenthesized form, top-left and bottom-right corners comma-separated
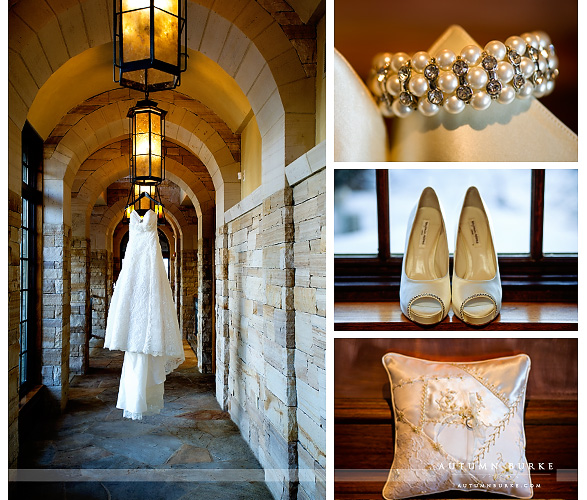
(369, 31, 558, 118)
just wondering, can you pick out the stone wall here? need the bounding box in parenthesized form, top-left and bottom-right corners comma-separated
(42, 223, 72, 413)
(197, 236, 214, 374)
(90, 250, 108, 339)
(292, 168, 326, 500)
(218, 187, 301, 500)
(8, 189, 21, 468)
(181, 249, 198, 341)
(174, 254, 181, 320)
(215, 223, 230, 410)
(216, 142, 326, 500)
(70, 237, 90, 374)
(109, 255, 117, 303)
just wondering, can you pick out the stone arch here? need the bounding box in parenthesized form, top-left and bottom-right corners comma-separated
(9, 0, 307, 119)
(72, 154, 212, 241)
(48, 103, 234, 227)
(50, 98, 237, 193)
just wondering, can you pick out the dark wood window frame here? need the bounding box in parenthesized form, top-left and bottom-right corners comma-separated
(335, 169, 578, 302)
(19, 122, 43, 397)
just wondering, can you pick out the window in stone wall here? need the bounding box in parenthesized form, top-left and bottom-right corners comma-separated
(334, 169, 578, 301)
(20, 122, 43, 396)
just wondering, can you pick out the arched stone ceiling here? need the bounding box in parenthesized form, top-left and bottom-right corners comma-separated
(9, 0, 321, 219)
(25, 45, 253, 141)
(46, 98, 238, 193)
(9, 0, 314, 136)
(71, 138, 214, 237)
(93, 179, 199, 235)
(71, 138, 214, 205)
(9, 0, 318, 167)
(45, 89, 241, 164)
(73, 153, 214, 215)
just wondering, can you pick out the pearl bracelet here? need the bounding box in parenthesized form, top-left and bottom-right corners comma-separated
(369, 31, 558, 118)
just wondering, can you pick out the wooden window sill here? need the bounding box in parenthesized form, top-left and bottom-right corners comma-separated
(19, 385, 43, 410)
(334, 302, 577, 331)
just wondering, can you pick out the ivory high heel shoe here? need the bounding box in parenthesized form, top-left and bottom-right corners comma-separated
(452, 187, 502, 326)
(400, 187, 451, 325)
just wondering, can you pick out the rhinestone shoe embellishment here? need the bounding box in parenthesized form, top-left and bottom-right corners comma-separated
(407, 293, 446, 323)
(459, 293, 498, 324)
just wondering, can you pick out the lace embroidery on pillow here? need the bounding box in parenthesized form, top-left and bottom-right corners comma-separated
(472, 393, 523, 465)
(450, 363, 512, 407)
(385, 357, 531, 500)
(385, 420, 489, 499)
(392, 372, 524, 468)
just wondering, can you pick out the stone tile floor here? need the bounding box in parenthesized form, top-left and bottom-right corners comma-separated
(12, 341, 273, 500)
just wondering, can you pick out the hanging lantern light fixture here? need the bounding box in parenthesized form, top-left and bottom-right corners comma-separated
(114, 0, 187, 92)
(128, 98, 167, 186)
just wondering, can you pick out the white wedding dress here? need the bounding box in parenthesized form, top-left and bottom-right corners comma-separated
(104, 209, 184, 419)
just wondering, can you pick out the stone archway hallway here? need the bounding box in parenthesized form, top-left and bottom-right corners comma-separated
(14, 341, 273, 499)
(9, 1, 327, 498)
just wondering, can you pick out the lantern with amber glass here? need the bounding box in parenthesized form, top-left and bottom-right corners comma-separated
(128, 99, 166, 186)
(114, 0, 187, 92)
(123, 184, 165, 224)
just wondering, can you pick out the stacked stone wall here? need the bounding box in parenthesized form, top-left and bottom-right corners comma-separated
(215, 223, 230, 409)
(90, 250, 108, 339)
(197, 236, 214, 373)
(42, 223, 72, 413)
(70, 237, 90, 373)
(216, 145, 326, 499)
(221, 187, 301, 499)
(292, 168, 326, 500)
(181, 250, 198, 342)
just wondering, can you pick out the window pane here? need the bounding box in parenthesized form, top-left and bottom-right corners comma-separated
(20, 322, 27, 352)
(21, 198, 28, 228)
(21, 229, 28, 259)
(543, 169, 578, 254)
(334, 169, 378, 255)
(20, 353, 26, 385)
(21, 261, 28, 290)
(389, 170, 532, 254)
(21, 291, 27, 322)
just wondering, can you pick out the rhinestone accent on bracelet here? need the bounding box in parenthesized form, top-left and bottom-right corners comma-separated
(369, 31, 558, 118)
